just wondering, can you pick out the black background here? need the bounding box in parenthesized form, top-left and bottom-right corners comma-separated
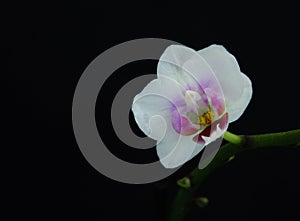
(6, 2, 300, 220)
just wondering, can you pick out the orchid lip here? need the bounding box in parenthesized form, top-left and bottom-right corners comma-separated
(193, 112, 228, 144)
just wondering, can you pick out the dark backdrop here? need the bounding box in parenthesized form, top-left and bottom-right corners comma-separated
(7, 2, 300, 220)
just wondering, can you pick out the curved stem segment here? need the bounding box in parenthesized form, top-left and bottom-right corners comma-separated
(168, 129, 300, 221)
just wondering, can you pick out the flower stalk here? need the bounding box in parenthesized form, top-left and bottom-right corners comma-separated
(168, 129, 300, 221)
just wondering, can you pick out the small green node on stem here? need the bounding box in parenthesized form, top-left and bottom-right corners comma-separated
(195, 197, 209, 208)
(177, 177, 191, 189)
(227, 155, 235, 162)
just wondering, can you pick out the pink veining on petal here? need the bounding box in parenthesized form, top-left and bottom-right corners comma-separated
(204, 88, 225, 115)
(218, 112, 229, 130)
(193, 112, 228, 143)
(171, 110, 199, 136)
(211, 96, 225, 115)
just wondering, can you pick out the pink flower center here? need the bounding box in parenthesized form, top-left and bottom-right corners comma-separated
(171, 89, 226, 138)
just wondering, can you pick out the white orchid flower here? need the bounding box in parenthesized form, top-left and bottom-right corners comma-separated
(132, 44, 252, 168)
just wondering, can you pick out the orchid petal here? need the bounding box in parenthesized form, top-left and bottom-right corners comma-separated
(157, 45, 200, 91)
(197, 138, 223, 169)
(226, 73, 252, 122)
(132, 76, 186, 140)
(157, 45, 225, 100)
(156, 129, 205, 168)
(193, 112, 228, 145)
(198, 45, 252, 122)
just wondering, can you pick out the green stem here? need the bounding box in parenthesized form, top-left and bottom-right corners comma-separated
(168, 129, 300, 221)
(223, 131, 243, 145)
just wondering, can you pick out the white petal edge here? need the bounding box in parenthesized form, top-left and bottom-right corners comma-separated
(157, 129, 205, 168)
(157, 45, 198, 89)
(198, 138, 223, 169)
(226, 72, 252, 122)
